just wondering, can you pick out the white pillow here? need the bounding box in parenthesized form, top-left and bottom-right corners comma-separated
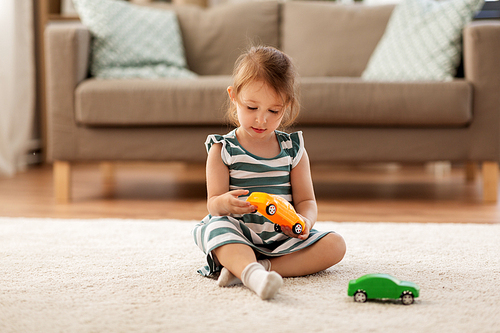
(362, 0, 484, 81)
(73, 0, 196, 79)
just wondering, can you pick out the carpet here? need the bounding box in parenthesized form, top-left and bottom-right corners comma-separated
(0, 217, 498, 333)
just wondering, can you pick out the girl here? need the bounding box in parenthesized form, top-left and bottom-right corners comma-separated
(193, 46, 346, 300)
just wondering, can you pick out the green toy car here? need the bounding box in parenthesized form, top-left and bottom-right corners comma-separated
(347, 273, 420, 305)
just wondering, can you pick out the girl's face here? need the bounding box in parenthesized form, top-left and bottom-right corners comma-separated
(228, 80, 285, 142)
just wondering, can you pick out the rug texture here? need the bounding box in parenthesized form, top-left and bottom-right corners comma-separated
(0, 217, 498, 333)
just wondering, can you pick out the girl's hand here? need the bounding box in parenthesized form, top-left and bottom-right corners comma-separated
(217, 190, 257, 216)
(280, 214, 312, 240)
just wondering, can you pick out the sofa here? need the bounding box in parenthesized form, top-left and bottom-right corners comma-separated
(45, 0, 500, 203)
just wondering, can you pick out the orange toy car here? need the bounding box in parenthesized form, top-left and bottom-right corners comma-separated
(246, 192, 305, 235)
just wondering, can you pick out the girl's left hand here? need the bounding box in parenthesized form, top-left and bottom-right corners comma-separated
(281, 214, 312, 240)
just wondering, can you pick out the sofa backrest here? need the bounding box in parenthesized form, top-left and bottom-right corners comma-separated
(172, 1, 280, 75)
(281, 1, 394, 77)
(139, 1, 280, 75)
(140, 1, 394, 77)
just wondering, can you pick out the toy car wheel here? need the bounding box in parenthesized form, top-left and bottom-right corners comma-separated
(266, 204, 277, 215)
(274, 224, 282, 233)
(292, 223, 303, 235)
(354, 291, 367, 303)
(401, 291, 414, 305)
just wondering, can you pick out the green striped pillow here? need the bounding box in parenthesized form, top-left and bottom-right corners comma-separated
(73, 0, 196, 79)
(362, 0, 484, 81)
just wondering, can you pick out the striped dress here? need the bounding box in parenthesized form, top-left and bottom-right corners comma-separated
(192, 129, 332, 277)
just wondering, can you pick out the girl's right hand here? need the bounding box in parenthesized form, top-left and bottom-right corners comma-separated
(216, 190, 257, 216)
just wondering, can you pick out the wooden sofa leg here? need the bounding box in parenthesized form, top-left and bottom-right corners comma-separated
(482, 162, 499, 203)
(465, 162, 477, 182)
(54, 161, 71, 204)
(100, 162, 115, 198)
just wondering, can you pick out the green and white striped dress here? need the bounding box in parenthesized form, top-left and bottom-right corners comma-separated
(192, 129, 332, 277)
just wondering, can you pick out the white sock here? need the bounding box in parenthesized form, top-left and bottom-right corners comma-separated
(241, 262, 283, 300)
(218, 259, 271, 287)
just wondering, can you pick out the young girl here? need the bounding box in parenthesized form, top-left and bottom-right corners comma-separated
(193, 46, 346, 300)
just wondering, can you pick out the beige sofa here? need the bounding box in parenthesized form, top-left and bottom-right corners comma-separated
(45, 1, 500, 203)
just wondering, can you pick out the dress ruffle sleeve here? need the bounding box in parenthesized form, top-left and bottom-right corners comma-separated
(276, 131, 305, 169)
(289, 131, 305, 168)
(205, 133, 232, 166)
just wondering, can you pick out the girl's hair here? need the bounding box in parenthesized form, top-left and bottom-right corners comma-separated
(226, 46, 300, 130)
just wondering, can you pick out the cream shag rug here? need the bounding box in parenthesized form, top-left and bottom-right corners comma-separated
(0, 217, 498, 333)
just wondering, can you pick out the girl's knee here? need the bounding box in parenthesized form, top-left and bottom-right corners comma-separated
(325, 233, 346, 266)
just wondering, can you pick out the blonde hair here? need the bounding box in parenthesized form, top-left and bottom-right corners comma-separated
(226, 46, 300, 130)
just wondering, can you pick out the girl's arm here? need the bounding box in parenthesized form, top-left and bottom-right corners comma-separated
(290, 150, 318, 240)
(206, 143, 256, 216)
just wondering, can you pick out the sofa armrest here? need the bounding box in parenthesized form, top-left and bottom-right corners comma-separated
(45, 22, 91, 161)
(463, 21, 500, 161)
(464, 21, 500, 89)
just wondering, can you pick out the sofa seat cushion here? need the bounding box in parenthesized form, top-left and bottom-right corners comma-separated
(75, 76, 232, 126)
(76, 77, 472, 128)
(298, 77, 472, 126)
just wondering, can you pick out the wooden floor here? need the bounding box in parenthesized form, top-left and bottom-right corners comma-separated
(1, 162, 499, 223)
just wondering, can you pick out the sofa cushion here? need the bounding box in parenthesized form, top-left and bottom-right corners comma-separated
(179, 1, 280, 75)
(362, 0, 485, 81)
(75, 76, 232, 126)
(76, 77, 472, 127)
(72, 0, 195, 79)
(298, 77, 472, 126)
(281, 2, 394, 77)
(142, 1, 280, 76)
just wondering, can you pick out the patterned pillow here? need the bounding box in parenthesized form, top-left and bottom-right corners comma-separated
(362, 0, 484, 81)
(72, 0, 196, 79)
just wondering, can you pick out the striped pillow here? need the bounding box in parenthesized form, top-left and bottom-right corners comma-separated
(362, 0, 484, 82)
